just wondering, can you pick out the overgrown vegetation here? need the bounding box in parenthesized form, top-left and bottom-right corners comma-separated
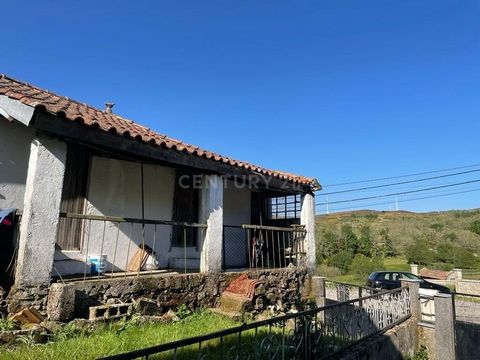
(316, 209, 480, 281)
(0, 317, 16, 331)
(1, 311, 239, 360)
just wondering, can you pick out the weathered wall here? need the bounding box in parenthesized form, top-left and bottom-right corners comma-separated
(85, 157, 178, 270)
(0, 119, 35, 210)
(456, 279, 480, 295)
(337, 317, 417, 360)
(416, 325, 437, 360)
(44, 267, 310, 320)
(223, 181, 251, 226)
(54, 157, 183, 274)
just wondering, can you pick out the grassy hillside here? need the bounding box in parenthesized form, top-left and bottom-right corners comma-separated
(316, 208, 480, 255)
(315, 208, 480, 282)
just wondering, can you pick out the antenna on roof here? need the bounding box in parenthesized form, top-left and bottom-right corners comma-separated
(105, 102, 115, 114)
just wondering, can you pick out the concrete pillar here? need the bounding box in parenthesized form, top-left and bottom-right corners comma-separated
(410, 263, 419, 275)
(434, 294, 456, 360)
(199, 175, 223, 273)
(452, 268, 462, 280)
(401, 280, 420, 321)
(301, 192, 316, 271)
(15, 136, 67, 287)
(311, 276, 326, 308)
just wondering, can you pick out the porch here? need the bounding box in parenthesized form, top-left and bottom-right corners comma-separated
(52, 213, 308, 282)
(13, 137, 316, 287)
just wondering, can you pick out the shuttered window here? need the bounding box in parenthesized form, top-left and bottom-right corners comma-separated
(171, 169, 199, 247)
(56, 144, 90, 250)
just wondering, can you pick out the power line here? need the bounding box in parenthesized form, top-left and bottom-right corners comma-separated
(320, 187, 480, 212)
(322, 163, 480, 187)
(315, 179, 480, 206)
(318, 168, 480, 196)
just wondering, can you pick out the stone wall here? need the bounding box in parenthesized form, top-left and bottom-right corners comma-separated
(456, 279, 480, 295)
(11, 267, 310, 321)
(336, 318, 417, 360)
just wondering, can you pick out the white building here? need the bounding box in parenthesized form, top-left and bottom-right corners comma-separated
(0, 74, 320, 293)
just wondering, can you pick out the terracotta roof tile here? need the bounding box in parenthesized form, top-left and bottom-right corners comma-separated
(0, 74, 319, 188)
(419, 268, 450, 280)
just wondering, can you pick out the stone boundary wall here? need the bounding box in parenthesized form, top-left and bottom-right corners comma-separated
(335, 317, 417, 360)
(456, 279, 480, 295)
(10, 267, 311, 321)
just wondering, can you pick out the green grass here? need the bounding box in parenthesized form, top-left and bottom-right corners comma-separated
(384, 256, 410, 272)
(1, 312, 239, 360)
(462, 269, 480, 280)
(329, 274, 365, 286)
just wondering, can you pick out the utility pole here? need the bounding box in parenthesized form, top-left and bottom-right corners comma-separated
(326, 196, 329, 215)
(395, 196, 399, 211)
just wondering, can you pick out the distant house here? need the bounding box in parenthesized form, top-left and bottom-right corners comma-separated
(0, 75, 320, 294)
(419, 267, 462, 281)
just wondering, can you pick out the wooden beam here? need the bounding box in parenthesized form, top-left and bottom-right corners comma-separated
(33, 111, 310, 193)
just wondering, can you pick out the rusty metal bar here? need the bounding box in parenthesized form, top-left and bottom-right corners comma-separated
(60, 212, 207, 228)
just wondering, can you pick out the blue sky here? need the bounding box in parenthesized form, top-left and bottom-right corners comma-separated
(2, 1, 479, 213)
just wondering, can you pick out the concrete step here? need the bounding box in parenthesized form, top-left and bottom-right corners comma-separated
(219, 292, 250, 314)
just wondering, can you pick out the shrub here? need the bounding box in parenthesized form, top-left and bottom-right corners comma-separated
(350, 254, 385, 279)
(469, 220, 480, 235)
(430, 223, 444, 231)
(176, 304, 193, 320)
(327, 250, 353, 273)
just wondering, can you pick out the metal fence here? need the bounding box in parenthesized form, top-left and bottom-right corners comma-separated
(55, 213, 207, 281)
(97, 286, 410, 360)
(223, 224, 306, 271)
(325, 280, 377, 303)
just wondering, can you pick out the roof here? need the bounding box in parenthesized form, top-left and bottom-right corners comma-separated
(419, 268, 450, 280)
(0, 75, 319, 189)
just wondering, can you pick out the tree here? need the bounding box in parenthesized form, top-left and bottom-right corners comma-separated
(321, 231, 340, 258)
(357, 225, 374, 257)
(340, 225, 358, 252)
(380, 228, 397, 257)
(406, 240, 435, 265)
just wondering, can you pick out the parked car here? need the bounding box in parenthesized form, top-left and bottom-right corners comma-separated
(367, 271, 450, 294)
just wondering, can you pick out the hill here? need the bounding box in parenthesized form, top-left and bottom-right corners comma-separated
(314, 209, 480, 278)
(316, 208, 480, 254)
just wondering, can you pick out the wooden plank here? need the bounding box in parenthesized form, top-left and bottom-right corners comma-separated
(126, 248, 150, 272)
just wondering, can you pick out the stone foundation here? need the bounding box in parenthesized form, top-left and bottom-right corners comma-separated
(7, 283, 50, 315)
(9, 267, 311, 321)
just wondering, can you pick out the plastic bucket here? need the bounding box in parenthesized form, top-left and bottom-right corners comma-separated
(88, 254, 107, 275)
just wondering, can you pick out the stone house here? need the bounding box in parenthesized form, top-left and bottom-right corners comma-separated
(0, 75, 319, 314)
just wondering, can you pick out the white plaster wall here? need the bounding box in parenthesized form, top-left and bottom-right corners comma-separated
(0, 119, 35, 210)
(223, 181, 251, 226)
(223, 181, 251, 268)
(83, 157, 185, 271)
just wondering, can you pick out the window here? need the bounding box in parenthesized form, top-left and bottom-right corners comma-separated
(171, 169, 199, 247)
(56, 144, 90, 250)
(266, 195, 302, 220)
